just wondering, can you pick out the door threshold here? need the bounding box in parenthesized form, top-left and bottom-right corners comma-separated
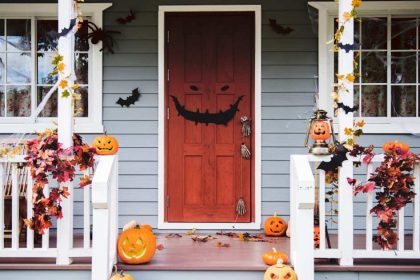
(158, 222, 261, 230)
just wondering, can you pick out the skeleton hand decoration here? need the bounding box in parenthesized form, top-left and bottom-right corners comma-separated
(240, 116, 251, 137)
(240, 143, 251, 159)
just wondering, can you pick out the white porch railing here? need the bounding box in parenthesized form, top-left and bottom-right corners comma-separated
(0, 155, 118, 280)
(290, 154, 420, 280)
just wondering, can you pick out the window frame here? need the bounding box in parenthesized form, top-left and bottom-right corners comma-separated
(0, 3, 112, 133)
(309, 1, 420, 134)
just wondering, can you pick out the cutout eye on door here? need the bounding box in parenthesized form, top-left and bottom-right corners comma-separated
(190, 85, 199, 91)
(221, 85, 230, 91)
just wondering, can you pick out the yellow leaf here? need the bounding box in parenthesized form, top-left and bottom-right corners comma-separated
(352, 0, 362, 8)
(342, 12, 353, 21)
(344, 127, 353, 136)
(56, 62, 65, 73)
(356, 120, 365, 127)
(336, 74, 345, 80)
(346, 73, 356, 83)
(59, 79, 68, 89)
(71, 83, 80, 90)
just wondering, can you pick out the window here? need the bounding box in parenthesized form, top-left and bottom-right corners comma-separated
(310, 1, 420, 133)
(0, 3, 111, 133)
(334, 16, 419, 118)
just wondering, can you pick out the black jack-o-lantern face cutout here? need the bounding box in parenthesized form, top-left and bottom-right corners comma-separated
(310, 120, 331, 141)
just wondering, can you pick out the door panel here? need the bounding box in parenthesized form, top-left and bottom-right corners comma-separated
(166, 13, 254, 223)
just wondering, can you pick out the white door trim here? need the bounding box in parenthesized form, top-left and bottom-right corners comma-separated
(157, 5, 262, 230)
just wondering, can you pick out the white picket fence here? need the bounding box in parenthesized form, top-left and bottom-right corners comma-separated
(290, 154, 420, 280)
(0, 155, 118, 280)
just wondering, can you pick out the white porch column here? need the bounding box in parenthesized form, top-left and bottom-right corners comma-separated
(56, 0, 75, 265)
(338, 0, 354, 266)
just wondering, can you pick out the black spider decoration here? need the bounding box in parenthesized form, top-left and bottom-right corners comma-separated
(81, 21, 121, 53)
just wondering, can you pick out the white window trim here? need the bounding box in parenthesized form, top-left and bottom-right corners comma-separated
(157, 5, 262, 230)
(309, 1, 420, 134)
(0, 3, 112, 133)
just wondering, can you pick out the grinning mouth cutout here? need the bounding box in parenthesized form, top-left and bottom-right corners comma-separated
(314, 130, 326, 136)
(97, 146, 114, 151)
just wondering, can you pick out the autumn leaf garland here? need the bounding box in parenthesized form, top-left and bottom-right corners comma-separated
(24, 129, 96, 234)
(348, 148, 419, 249)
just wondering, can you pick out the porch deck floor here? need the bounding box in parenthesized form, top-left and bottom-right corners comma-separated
(0, 233, 420, 272)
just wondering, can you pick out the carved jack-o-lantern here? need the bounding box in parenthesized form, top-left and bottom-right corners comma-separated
(92, 134, 119, 155)
(117, 225, 156, 264)
(264, 259, 298, 280)
(264, 212, 288, 237)
(314, 225, 320, 248)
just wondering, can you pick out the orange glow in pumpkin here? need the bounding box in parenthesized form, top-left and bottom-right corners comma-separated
(310, 120, 331, 141)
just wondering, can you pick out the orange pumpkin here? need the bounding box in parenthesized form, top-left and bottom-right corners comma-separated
(117, 225, 156, 264)
(310, 120, 331, 141)
(264, 212, 288, 237)
(383, 141, 410, 155)
(314, 225, 320, 248)
(92, 134, 119, 155)
(262, 248, 289, 265)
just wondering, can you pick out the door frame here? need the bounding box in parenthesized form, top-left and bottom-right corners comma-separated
(157, 5, 262, 230)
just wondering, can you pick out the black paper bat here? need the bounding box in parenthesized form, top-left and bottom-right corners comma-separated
(317, 144, 348, 172)
(46, 18, 77, 40)
(336, 102, 359, 114)
(269, 18, 294, 35)
(338, 42, 360, 53)
(171, 95, 243, 126)
(116, 88, 141, 107)
(117, 10, 136, 24)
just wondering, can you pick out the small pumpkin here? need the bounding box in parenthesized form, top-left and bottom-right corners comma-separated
(264, 259, 297, 280)
(264, 212, 288, 237)
(117, 224, 156, 264)
(314, 225, 320, 248)
(262, 248, 288, 265)
(382, 141, 410, 155)
(109, 265, 134, 280)
(310, 120, 331, 141)
(92, 134, 119, 155)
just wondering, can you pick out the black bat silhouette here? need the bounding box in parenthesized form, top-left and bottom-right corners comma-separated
(269, 18, 294, 35)
(117, 10, 136, 24)
(336, 102, 359, 114)
(338, 42, 360, 53)
(171, 95, 243, 126)
(116, 88, 141, 107)
(47, 18, 77, 40)
(317, 144, 348, 172)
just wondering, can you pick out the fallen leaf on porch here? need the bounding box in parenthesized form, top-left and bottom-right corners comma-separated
(185, 228, 197, 236)
(156, 243, 165, 250)
(165, 233, 182, 238)
(216, 231, 239, 238)
(191, 235, 217, 242)
(215, 241, 230, 248)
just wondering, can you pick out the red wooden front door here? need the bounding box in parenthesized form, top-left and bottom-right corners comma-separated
(165, 13, 254, 223)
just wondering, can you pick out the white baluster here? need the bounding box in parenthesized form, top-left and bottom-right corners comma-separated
(398, 208, 405, 251)
(413, 164, 420, 251)
(11, 164, 19, 249)
(42, 184, 49, 249)
(26, 167, 34, 249)
(0, 164, 4, 249)
(366, 163, 373, 251)
(319, 169, 326, 250)
(83, 170, 91, 249)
